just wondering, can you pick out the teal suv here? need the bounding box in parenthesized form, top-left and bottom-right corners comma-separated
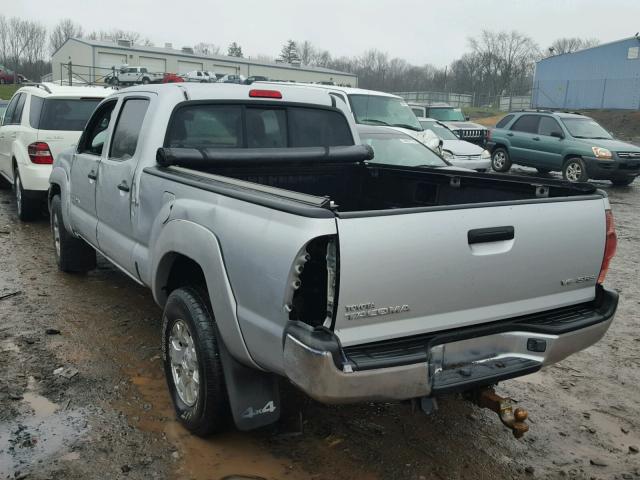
(488, 111, 640, 186)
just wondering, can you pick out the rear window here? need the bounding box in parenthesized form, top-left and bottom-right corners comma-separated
(165, 104, 353, 149)
(495, 114, 514, 129)
(32, 98, 102, 131)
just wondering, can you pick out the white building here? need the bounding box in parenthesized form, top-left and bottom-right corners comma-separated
(50, 38, 358, 86)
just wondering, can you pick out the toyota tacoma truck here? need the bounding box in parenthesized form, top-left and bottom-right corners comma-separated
(48, 83, 618, 438)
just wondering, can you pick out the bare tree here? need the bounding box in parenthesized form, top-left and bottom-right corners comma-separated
(194, 42, 221, 56)
(547, 37, 600, 56)
(86, 29, 152, 46)
(49, 18, 83, 54)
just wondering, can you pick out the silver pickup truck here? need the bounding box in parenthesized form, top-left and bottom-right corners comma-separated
(48, 83, 618, 438)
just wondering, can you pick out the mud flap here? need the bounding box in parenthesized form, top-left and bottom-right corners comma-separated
(217, 336, 281, 431)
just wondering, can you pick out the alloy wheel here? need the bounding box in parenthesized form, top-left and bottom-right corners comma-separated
(169, 320, 200, 407)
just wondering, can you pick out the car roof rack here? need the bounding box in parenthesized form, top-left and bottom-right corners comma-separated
(518, 108, 553, 113)
(22, 82, 52, 94)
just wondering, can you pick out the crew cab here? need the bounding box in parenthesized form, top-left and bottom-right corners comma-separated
(49, 83, 618, 438)
(107, 66, 164, 86)
(0, 83, 111, 219)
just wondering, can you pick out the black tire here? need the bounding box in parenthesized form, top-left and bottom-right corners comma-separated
(14, 170, 41, 221)
(562, 157, 589, 183)
(141, 77, 150, 85)
(0, 174, 10, 189)
(50, 195, 97, 272)
(491, 147, 512, 172)
(611, 177, 636, 187)
(162, 287, 230, 436)
(536, 168, 551, 175)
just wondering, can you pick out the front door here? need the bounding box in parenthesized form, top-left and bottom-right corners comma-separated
(533, 116, 565, 170)
(69, 100, 117, 246)
(96, 96, 151, 275)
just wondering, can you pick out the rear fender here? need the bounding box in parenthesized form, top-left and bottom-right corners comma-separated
(151, 219, 258, 369)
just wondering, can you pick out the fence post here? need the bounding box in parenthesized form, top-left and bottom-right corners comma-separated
(67, 61, 72, 86)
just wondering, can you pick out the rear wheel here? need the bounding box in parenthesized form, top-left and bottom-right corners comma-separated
(562, 157, 588, 183)
(14, 171, 41, 221)
(162, 287, 230, 436)
(611, 177, 635, 187)
(491, 148, 511, 172)
(50, 195, 97, 272)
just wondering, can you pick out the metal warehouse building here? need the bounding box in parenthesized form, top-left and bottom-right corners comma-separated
(532, 36, 640, 110)
(50, 37, 357, 86)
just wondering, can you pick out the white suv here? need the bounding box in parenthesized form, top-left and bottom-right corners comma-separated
(0, 83, 112, 220)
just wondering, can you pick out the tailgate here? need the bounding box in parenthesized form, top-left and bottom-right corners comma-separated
(37, 130, 82, 161)
(334, 199, 606, 346)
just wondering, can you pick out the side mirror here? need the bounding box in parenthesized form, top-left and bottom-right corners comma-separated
(550, 131, 564, 139)
(465, 116, 470, 121)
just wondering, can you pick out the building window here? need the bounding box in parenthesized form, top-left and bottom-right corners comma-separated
(628, 46, 639, 60)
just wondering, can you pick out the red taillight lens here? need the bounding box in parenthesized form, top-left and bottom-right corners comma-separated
(597, 209, 617, 284)
(249, 89, 282, 99)
(28, 142, 54, 164)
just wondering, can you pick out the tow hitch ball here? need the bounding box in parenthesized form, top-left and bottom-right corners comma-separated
(471, 388, 529, 438)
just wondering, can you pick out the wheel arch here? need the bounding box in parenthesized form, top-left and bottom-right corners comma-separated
(151, 219, 258, 368)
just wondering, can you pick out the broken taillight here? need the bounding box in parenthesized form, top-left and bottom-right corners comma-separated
(597, 209, 617, 284)
(28, 142, 54, 164)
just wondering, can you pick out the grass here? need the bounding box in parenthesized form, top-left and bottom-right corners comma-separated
(0, 84, 20, 100)
(462, 106, 502, 119)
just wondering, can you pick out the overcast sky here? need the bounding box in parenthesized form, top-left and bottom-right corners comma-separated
(5, 0, 640, 66)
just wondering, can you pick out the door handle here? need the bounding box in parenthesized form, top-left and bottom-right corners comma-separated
(468, 226, 514, 245)
(507, 133, 514, 137)
(87, 170, 97, 180)
(532, 137, 540, 141)
(117, 181, 130, 192)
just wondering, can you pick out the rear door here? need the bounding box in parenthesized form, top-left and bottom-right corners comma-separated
(333, 199, 606, 346)
(69, 99, 117, 246)
(0, 93, 23, 180)
(96, 96, 151, 274)
(508, 114, 540, 164)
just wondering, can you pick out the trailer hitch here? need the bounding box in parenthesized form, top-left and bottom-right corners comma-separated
(471, 388, 529, 438)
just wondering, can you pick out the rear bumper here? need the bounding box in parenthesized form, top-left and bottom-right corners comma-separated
(283, 287, 618, 403)
(582, 156, 640, 180)
(17, 162, 51, 192)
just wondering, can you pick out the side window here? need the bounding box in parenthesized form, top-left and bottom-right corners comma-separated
(2, 94, 20, 126)
(495, 114, 514, 129)
(29, 96, 44, 128)
(197, 71, 202, 77)
(11, 94, 27, 125)
(78, 100, 117, 156)
(511, 115, 540, 134)
(140, 68, 147, 74)
(109, 98, 150, 160)
(538, 116, 562, 136)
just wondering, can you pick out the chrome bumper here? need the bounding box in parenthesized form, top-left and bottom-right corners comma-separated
(283, 298, 616, 404)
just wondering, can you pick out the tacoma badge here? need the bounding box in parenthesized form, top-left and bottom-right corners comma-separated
(345, 303, 410, 321)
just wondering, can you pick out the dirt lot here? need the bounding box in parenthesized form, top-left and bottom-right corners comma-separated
(1, 174, 639, 480)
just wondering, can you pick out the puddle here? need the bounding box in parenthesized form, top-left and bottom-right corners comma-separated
(0, 377, 88, 477)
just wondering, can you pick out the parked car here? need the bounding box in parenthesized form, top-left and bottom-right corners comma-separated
(217, 74, 246, 84)
(357, 125, 454, 169)
(50, 83, 618, 439)
(245, 75, 269, 85)
(0, 68, 22, 85)
(0, 83, 111, 219)
(261, 83, 442, 151)
(488, 111, 640, 186)
(182, 70, 216, 83)
(0, 100, 9, 123)
(162, 73, 185, 84)
(410, 103, 488, 146)
(419, 118, 491, 171)
(107, 66, 164, 86)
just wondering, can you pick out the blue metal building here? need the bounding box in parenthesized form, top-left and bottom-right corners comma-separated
(532, 36, 640, 110)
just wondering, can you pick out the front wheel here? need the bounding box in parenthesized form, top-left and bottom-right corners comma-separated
(611, 177, 635, 187)
(141, 77, 150, 85)
(162, 287, 230, 437)
(50, 195, 96, 272)
(491, 148, 512, 172)
(562, 157, 588, 183)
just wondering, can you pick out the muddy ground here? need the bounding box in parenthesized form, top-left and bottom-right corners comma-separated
(1, 173, 639, 480)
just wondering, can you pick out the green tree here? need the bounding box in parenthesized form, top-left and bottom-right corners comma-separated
(227, 42, 243, 57)
(279, 40, 300, 63)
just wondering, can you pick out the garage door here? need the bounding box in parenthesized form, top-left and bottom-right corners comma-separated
(98, 52, 127, 69)
(140, 56, 166, 74)
(178, 61, 203, 74)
